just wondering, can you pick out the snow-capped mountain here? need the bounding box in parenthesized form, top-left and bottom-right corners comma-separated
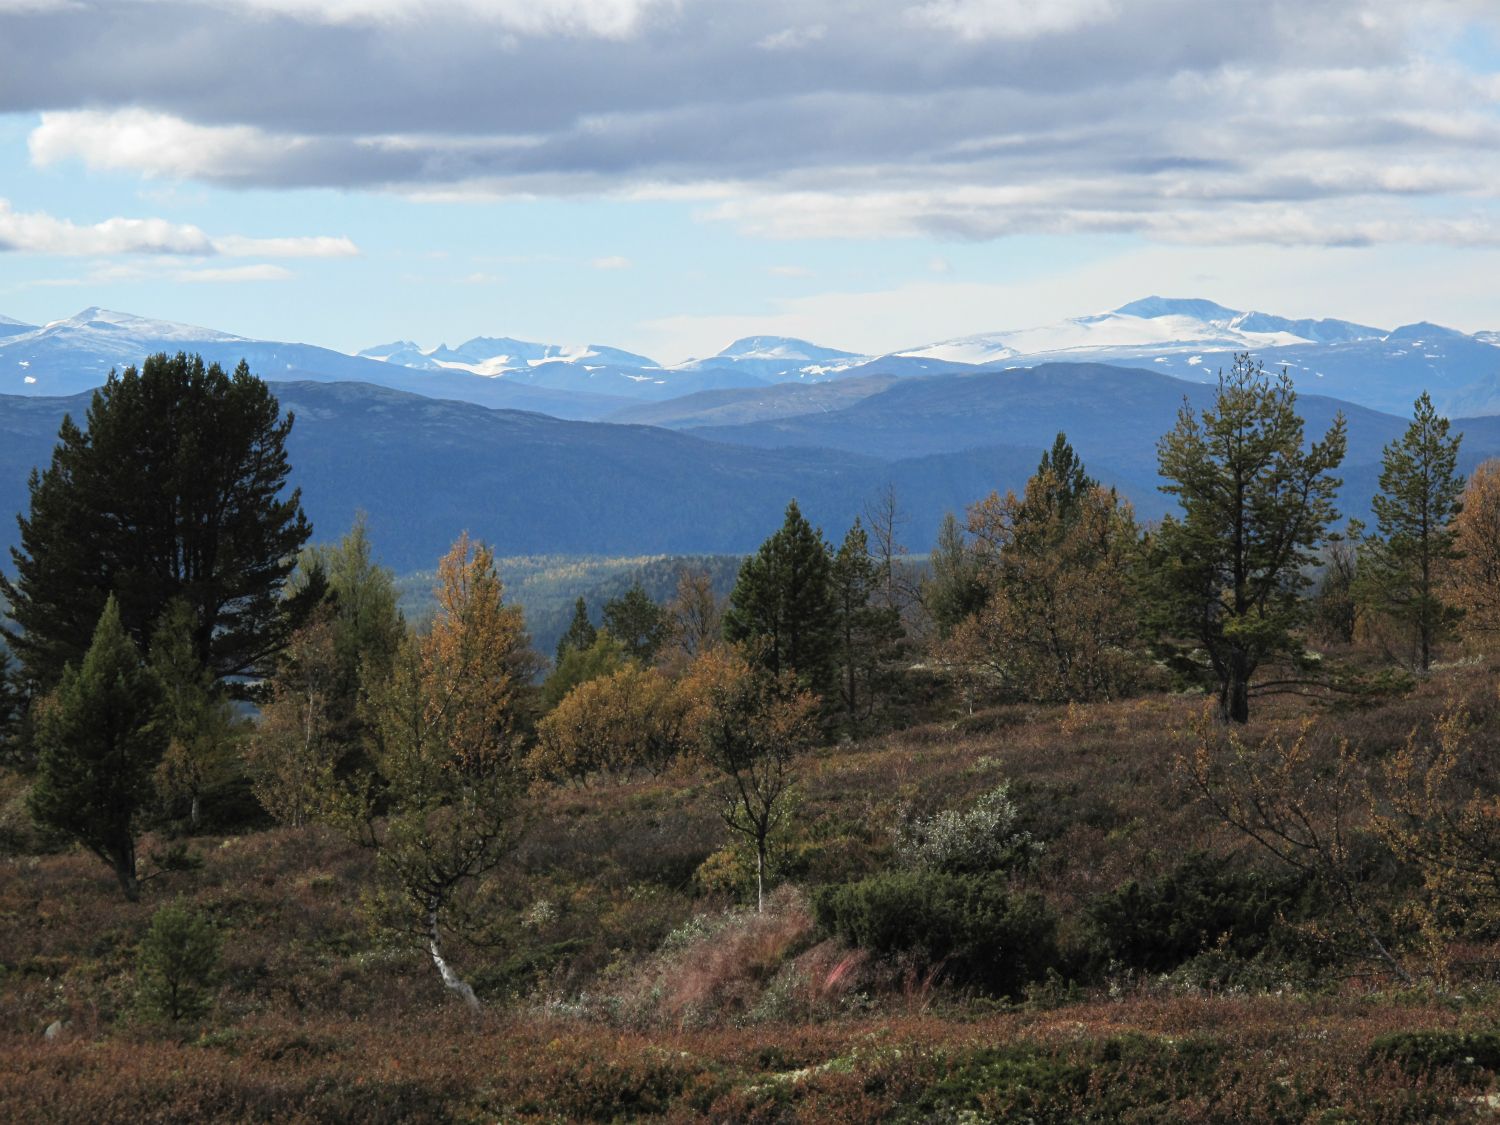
(886, 297, 1500, 416)
(671, 336, 871, 383)
(899, 297, 1387, 366)
(0, 308, 631, 419)
(359, 336, 658, 377)
(358, 333, 872, 398)
(0, 314, 37, 340)
(7, 297, 1500, 421)
(356, 334, 688, 398)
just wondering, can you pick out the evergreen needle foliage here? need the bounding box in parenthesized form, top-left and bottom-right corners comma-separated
(136, 899, 221, 1023)
(1358, 391, 1464, 671)
(1, 353, 311, 694)
(28, 597, 165, 901)
(1150, 355, 1346, 723)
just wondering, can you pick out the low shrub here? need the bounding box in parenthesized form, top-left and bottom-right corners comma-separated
(1367, 1029, 1500, 1081)
(1081, 853, 1310, 975)
(813, 871, 1058, 996)
(892, 782, 1041, 876)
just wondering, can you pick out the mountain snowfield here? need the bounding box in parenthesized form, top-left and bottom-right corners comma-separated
(897, 297, 1388, 366)
(2, 297, 1498, 416)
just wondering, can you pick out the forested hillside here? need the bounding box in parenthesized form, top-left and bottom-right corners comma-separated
(8, 353, 1500, 1120)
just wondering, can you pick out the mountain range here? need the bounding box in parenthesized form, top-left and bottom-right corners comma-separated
(5, 298, 1499, 421)
(3, 297, 1499, 573)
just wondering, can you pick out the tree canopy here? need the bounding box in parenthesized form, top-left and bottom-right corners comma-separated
(1358, 392, 1464, 671)
(28, 597, 166, 901)
(1, 352, 311, 693)
(723, 499, 836, 695)
(1150, 356, 1346, 723)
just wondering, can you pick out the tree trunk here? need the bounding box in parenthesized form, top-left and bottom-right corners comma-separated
(755, 838, 766, 913)
(190, 793, 201, 830)
(1221, 657, 1251, 724)
(426, 898, 480, 1010)
(115, 862, 140, 903)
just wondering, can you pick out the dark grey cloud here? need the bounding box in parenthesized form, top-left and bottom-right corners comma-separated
(5, 0, 1497, 245)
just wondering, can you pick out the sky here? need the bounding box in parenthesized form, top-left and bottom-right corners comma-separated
(0, 0, 1498, 363)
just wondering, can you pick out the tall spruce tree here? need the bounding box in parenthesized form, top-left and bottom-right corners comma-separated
(28, 597, 166, 901)
(829, 519, 904, 732)
(1031, 432, 1098, 528)
(1151, 355, 1346, 723)
(723, 499, 836, 696)
(1358, 392, 1464, 671)
(1, 353, 311, 694)
(555, 597, 597, 667)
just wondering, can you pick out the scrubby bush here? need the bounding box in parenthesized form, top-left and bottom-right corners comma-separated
(814, 871, 1058, 996)
(1081, 853, 1310, 975)
(893, 782, 1041, 875)
(136, 899, 221, 1022)
(1367, 1029, 1500, 1082)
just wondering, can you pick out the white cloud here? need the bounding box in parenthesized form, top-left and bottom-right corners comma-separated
(591, 255, 632, 270)
(213, 235, 360, 258)
(20, 260, 295, 287)
(0, 198, 361, 259)
(30, 109, 305, 182)
(0, 199, 215, 255)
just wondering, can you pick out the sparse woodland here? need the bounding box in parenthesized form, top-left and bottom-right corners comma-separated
(10, 352, 1500, 1120)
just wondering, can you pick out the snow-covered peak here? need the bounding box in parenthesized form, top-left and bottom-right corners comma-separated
(1387, 321, 1468, 341)
(899, 297, 1393, 366)
(715, 336, 861, 363)
(1112, 296, 1243, 323)
(38, 307, 244, 343)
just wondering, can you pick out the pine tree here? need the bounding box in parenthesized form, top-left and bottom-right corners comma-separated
(923, 512, 988, 638)
(0, 649, 20, 763)
(602, 583, 667, 663)
(150, 600, 238, 830)
(136, 899, 221, 1022)
(1031, 431, 1098, 528)
(1358, 392, 1464, 671)
(829, 519, 904, 732)
(28, 597, 166, 901)
(555, 597, 597, 667)
(291, 515, 405, 750)
(1, 353, 311, 693)
(1151, 355, 1346, 723)
(723, 499, 836, 696)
